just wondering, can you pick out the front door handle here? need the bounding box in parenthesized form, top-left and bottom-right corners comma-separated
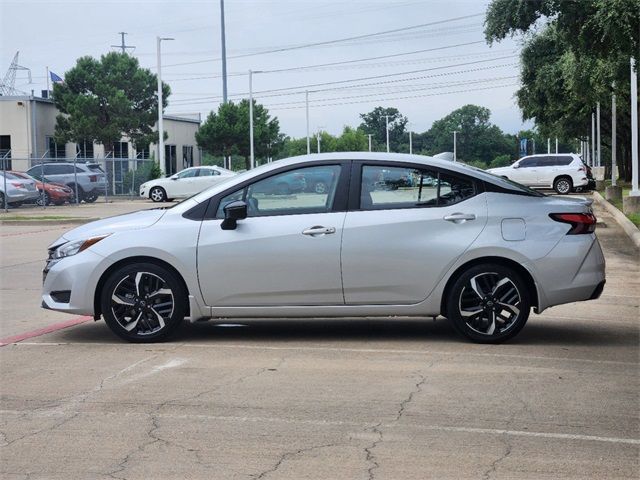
(443, 213, 476, 223)
(302, 226, 336, 236)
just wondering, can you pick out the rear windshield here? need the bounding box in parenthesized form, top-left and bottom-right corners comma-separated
(457, 163, 545, 197)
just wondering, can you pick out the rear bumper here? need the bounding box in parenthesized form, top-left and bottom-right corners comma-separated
(532, 235, 606, 312)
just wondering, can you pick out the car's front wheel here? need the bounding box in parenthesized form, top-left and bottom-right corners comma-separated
(36, 192, 50, 206)
(101, 263, 187, 342)
(446, 264, 530, 343)
(149, 186, 167, 202)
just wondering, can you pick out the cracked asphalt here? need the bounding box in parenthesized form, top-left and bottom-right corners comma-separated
(1, 199, 638, 479)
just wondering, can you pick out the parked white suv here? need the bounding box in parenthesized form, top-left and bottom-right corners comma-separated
(487, 154, 590, 194)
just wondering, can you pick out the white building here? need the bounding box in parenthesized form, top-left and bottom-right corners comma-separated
(0, 94, 201, 178)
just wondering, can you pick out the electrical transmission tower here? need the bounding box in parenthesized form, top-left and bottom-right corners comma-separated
(0, 51, 32, 96)
(111, 32, 135, 54)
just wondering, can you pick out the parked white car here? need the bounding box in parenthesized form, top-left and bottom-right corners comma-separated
(140, 166, 236, 202)
(487, 154, 591, 194)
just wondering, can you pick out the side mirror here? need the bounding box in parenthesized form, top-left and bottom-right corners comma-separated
(170, 175, 179, 180)
(221, 200, 248, 230)
(512, 163, 520, 169)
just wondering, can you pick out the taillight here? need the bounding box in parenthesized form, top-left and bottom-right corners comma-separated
(550, 213, 597, 234)
(89, 175, 97, 182)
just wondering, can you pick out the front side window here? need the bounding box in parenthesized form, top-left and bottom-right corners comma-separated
(518, 157, 538, 167)
(217, 165, 341, 218)
(360, 165, 475, 210)
(198, 168, 220, 177)
(176, 169, 197, 179)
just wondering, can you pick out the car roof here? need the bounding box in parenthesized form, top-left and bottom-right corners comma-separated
(522, 153, 578, 157)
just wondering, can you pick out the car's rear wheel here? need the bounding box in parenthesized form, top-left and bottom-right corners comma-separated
(446, 264, 530, 343)
(553, 177, 572, 195)
(68, 185, 83, 204)
(84, 193, 98, 203)
(150, 186, 167, 202)
(36, 192, 50, 206)
(101, 263, 186, 342)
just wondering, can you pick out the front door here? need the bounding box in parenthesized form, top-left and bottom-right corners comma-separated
(510, 157, 539, 185)
(341, 163, 487, 305)
(197, 164, 347, 306)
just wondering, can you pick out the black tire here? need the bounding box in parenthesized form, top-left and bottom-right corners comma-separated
(553, 176, 572, 195)
(149, 186, 167, 202)
(68, 185, 84, 204)
(0, 192, 4, 208)
(313, 181, 328, 194)
(101, 263, 187, 343)
(36, 192, 50, 207)
(446, 263, 530, 344)
(84, 193, 98, 203)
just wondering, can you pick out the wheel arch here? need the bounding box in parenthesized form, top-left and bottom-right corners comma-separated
(93, 255, 190, 318)
(440, 256, 540, 317)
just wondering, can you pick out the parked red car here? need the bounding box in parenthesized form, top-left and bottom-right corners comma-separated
(9, 171, 73, 206)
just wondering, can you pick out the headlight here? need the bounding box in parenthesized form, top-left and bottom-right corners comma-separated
(51, 235, 110, 259)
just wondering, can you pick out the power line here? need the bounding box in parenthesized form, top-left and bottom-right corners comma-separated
(163, 13, 485, 68)
(168, 56, 518, 104)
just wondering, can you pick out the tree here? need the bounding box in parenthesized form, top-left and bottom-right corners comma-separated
(359, 107, 408, 151)
(53, 52, 169, 155)
(422, 105, 513, 164)
(484, 0, 639, 179)
(196, 100, 281, 170)
(335, 126, 368, 152)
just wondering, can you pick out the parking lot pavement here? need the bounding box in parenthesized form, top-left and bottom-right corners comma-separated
(1, 199, 638, 479)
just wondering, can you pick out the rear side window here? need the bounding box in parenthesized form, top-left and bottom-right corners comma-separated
(546, 155, 573, 166)
(359, 165, 476, 210)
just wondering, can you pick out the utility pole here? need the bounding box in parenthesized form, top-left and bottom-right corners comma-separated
(384, 115, 390, 153)
(306, 90, 310, 155)
(591, 112, 596, 167)
(612, 85, 617, 187)
(630, 57, 639, 198)
(220, 0, 228, 104)
(249, 70, 254, 169)
(547, 137, 550, 154)
(409, 130, 413, 155)
(157, 36, 174, 176)
(597, 102, 601, 167)
(368, 134, 372, 152)
(316, 129, 322, 154)
(555, 137, 558, 154)
(453, 131, 458, 162)
(111, 32, 135, 54)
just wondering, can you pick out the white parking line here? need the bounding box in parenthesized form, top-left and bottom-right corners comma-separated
(1, 409, 637, 445)
(10, 341, 638, 366)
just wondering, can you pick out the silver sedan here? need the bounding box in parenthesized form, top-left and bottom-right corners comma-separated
(41, 153, 605, 343)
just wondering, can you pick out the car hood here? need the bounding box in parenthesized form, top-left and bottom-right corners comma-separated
(53, 208, 167, 245)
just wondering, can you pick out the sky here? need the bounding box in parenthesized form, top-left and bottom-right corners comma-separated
(0, 0, 532, 138)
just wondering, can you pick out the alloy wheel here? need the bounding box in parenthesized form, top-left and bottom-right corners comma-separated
(314, 182, 327, 194)
(150, 187, 165, 202)
(458, 272, 521, 336)
(555, 179, 571, 194)
(110, 271, 175, 336)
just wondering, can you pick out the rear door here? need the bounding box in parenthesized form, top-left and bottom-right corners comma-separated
(341, 162, 487, 305)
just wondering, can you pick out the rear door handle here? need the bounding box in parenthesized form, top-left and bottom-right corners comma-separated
(302, 226, 336, 236)
(443, 213, 476, 223)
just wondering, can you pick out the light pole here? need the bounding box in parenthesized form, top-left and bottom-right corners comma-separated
(547, 137, 550, 154)
(453, 130, 458, 162)
(409, 130, 413, 155)
(555, 137, 558, 154)
(612, 85, 617, 187)
(248, 69, 263, 169)
(629, 57, 639, 197)
(597, 102, 601, 167)
(316, 128, 322, 154)
(306, 90, 310, 155)
(368, 134, 372, 152)
(220, 0, 228, 103)
(591, 112, 596, 167)
(384, 115, 390, 153)
(157, 36, 174, 176)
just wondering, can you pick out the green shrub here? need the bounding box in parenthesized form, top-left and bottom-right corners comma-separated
(123, 161, 161, 194)
(490, 155, 512, 168)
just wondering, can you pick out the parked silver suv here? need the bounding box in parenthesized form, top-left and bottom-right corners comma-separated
(26, 162, 106, 203)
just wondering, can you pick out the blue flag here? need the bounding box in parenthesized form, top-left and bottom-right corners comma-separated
(50, 71, 63, 83)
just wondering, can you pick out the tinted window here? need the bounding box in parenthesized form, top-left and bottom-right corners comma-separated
(518, 157, 538, 167)
(360, 165, 475, 210)
(176, 169, 197, 179)
(546, 155, 573, 166)
(198, 168, 220, 177)
(217, 165, 341, 218)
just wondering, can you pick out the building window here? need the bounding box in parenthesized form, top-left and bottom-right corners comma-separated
(77, 140, 94, 159)
(182, 145, 193, 169)
(113, 142, 129, 159)
(136, 143, 150, 159)
(0, 135, 11, 170)
(165, 145, 177, 175)
(46, 136, 66, 159)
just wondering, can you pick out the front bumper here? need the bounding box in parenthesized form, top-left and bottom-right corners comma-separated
(41, 249, 111, 315)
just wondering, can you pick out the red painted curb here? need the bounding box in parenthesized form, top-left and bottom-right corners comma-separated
(0, 316, 92, 347)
